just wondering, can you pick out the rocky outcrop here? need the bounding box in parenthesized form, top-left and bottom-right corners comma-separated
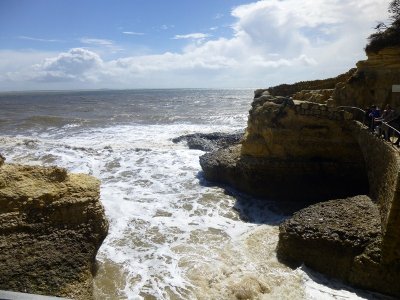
(200, 42, 400, 296)
(333, 47, 400, 109)
(277, 194, 400, 297)
(278, 195, 381, 276)
(292, 89, 333, 105)
(0, 163, 108, 299)
(200, 91, 368, 203)
(200, 86, 400, 296)
(173, 131, 243, 152)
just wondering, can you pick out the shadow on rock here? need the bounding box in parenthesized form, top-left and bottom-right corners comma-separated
(197, 170, 302, 225)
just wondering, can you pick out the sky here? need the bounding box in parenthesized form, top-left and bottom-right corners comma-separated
(0, 0, 390, 91)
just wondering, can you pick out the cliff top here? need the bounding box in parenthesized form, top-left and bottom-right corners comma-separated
(267, 68, 356, 97)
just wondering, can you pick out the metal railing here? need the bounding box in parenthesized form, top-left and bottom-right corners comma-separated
(336, 106, 366, 124)
(336, 105, 400, 147)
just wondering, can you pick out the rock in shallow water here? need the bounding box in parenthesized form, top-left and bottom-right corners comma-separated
(0, 163, 108, 299)
(172, 131, 243, 152)
(277, 195, 400, 297)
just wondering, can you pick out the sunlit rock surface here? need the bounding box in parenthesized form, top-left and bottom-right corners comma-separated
(200, 91, 368, 203)
(333, 47, 400, 108)
(0, 163, 108, 299)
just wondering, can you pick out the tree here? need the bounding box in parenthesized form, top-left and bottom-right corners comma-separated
(389, 0, 400, 21)
(365, 0, 400, 54)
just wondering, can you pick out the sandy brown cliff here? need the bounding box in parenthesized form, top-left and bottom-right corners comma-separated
(0, 161, 108, 299)
(200, 91, 368, 203)
(333, 47, 400, 108)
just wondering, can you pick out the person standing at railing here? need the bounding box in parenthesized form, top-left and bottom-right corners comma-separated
(368, 105, 381, 131)
(375, 104, 394, 139)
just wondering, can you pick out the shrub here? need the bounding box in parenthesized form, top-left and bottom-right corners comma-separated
(365, 1, 400, 54)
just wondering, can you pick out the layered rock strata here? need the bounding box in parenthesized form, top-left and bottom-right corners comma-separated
(0, 162, 108, 299)
(200, 91, 368, 203)
(333, 47, 400, 108)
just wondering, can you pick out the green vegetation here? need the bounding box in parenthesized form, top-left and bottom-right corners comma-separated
(365, 0, 400, 54)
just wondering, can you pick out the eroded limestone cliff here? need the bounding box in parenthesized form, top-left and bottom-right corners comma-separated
(0, 161, 108, 299)
(333, 47, 400, 108)
(200, 91, 368, 203)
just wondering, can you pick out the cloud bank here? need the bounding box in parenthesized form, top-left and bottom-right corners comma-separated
(0, 0, 388, 90)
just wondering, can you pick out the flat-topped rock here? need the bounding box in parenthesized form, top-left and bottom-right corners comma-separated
(277, 195, 400, 297)
(0, 163, 108, 299)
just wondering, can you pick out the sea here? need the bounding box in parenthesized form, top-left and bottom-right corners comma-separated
(0, 89, 393, 300)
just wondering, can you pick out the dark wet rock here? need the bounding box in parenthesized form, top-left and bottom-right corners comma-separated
(173, 131, 244, 152)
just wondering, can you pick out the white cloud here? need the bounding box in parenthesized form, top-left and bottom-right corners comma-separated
(10, 48, 104, 83)
(18, 36, 62, 42)
(0, 0, 390, 90)
(173, 33, 211, 40)
(80, 38, 114, 46)
(122, 31, 144, 36)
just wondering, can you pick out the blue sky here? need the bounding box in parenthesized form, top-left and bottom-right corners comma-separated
(1, 0, 250, 54)
(0, 0, 390, 91)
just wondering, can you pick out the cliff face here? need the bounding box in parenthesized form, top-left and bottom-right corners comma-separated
(0, 162, 108, 299)
(333, 47, 400, 108)
(200, 92, 368, 203)
(277, 134, 400, 297)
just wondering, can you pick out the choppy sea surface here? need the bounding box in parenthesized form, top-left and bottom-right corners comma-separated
(0, 89, 392, 300)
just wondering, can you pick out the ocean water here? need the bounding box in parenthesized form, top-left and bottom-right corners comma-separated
(0, 89, 392, 300)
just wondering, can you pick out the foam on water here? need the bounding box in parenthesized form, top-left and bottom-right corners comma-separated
(0, 89, 393, 300)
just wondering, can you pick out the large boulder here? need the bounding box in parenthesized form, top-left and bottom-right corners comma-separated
(0, 164, 108, 299)
(277, 195, 400, 297)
